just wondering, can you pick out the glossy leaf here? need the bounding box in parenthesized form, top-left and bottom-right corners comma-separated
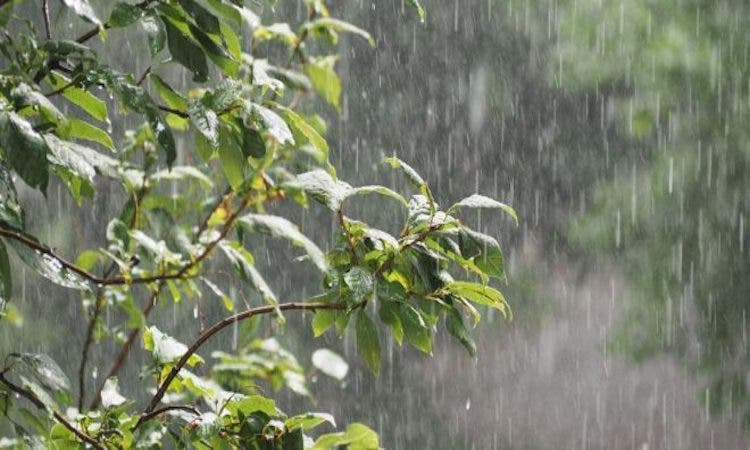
(304, 57, 341, 112)
(11, 353, 70, 393)
(448, 193, 519, 224)
(444, 281, 508, 317)
(0, 112, 49, 191)
(446, 307, 477, 357)
(143, 326, 204, 366)
(162, 15, 209, 82)
(67, 118, 114, 150)
(355, 311, 380, 375)
(238, 214, 327, 273)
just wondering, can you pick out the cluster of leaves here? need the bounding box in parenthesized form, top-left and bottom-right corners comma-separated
(0, 0, 511, 448)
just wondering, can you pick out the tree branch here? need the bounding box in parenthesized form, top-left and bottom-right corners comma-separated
(74, 0, 155, 44)
(42, 0, 51, 39)
(134, 301, 351, 429)
(0, 374, 104, 450)
(78, 289, 105, 410)
(139, 404, 200, 423)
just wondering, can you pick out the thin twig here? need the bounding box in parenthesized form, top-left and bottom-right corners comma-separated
(0, 374, 105, 450)
(136, 66, 152, 86)
(0, 218, 238, 287)
(42, 0, 51, 39)
(139, 405, 200, 423)
(134, 301, 352, 429)
(77, 290, 104, 410)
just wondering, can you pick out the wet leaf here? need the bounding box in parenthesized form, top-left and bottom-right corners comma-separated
(237, 214, 327, 272)
(100, 377, 127, 408)
(311, 349, 349, 380)
(0, 112, 49, 192)
(448, 194, 518, 225)
(355, 311, 380, 375)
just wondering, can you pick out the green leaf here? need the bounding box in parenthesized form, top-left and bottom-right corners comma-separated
(7, 239, 91, 290)
(188, 99, 219, 147)
(48, 73, 108, 122)
(143, 326, 204, 366)
(162, 15, 209, 82)
(219, 241, 277, 304)
(457, 228, 505, 279)
(61, 0, 101, 24)
(150, 166, 214, 190)
(226, 394, 277, 416)
(444, 281, 508, 317)
(142, 12, 166, 55)
(285, 412, 336, 432)
(448, 194, 519, 225)
(378, 300, 404, 345)
(383, 155, 425, 187)
(108, 2, 143, 27)
(398, 303, 432, 354)
(304, 18, 375, 46)
(186, 21, 239, 76)
(178, 0, 220, 35)
(11, 353, 69, 393)
(311, 348, 349, 380)
(67, 118, 114, 150)
(312, 423, 380, 450)
(446, 307, 477, 357)
(0, 112, 49, 191)
(304, 57, 341, 112)
(278, 106, 329, 162)
(312, 310, 337, 337)
(45, 134, 120, 182)
(249, 103, 294, 145)
(355, 311, 380, 375)
(242, 127, 266, 158)
(347, 185, 408, 207)
(10, 83, 65, 125)
(238, 214, 328, 273)
(150, 74, 188, 110)
(218, 122, 246, 189)
(146, 109, 177, 167)
(283, 169, 352, 210)
(344, 266, 374, 301)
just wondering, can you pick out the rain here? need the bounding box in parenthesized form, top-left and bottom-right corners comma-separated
(0, 0, 749, 449)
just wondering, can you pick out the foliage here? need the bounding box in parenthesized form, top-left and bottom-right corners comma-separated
(0, 0, 515, 447)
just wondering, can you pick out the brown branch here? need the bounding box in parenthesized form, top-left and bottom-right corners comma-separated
(134, 301, 351, 429)
(77, 289, 105, 410)
(42, 0, 51, 39)
(139, 404, 200, 424)
(0, 374, 104, 450)
(0, 208, 243, 287)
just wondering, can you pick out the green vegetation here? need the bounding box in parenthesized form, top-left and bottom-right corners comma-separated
(0, 0, 513, 447)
